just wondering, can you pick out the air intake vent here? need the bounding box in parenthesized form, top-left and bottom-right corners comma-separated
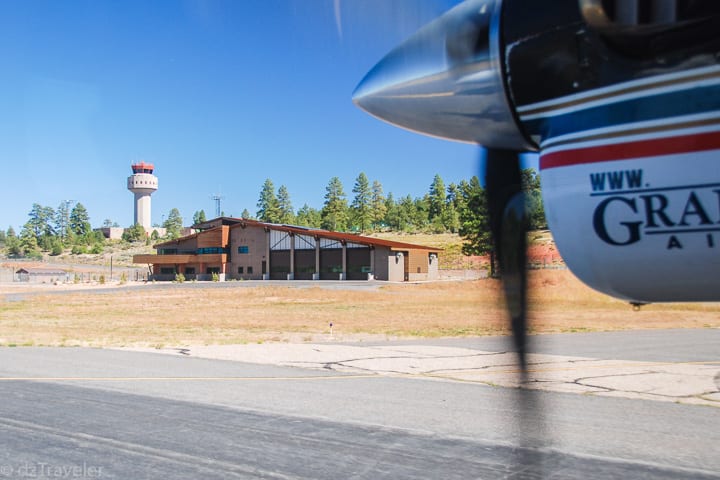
(580, 0, 720, 57)
(582, 0, 720, 28)
(601, 0, 676, 25)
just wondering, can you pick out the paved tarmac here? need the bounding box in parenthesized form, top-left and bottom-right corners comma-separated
(129, 328, 720, 407)
(0, 331, 718, 479)
(385, 328, 720, 362)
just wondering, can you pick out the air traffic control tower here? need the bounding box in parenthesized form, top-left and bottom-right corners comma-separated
(127, 162, 158, 231)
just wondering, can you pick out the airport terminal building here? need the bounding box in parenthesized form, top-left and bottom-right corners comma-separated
(133, 217, 441, 282)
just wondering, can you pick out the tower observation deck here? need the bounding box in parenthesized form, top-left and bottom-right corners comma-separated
(127, 161, 158, 231)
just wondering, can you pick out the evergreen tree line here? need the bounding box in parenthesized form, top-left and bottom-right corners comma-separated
(248, 171, 547, 242)
(1, 201, 189, 258)
(3, 202, 104, 258)
(1, 171, 546, 259)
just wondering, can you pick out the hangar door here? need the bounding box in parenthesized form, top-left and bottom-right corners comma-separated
(346, 243, 371, 280)
(269, 230, 291, 280)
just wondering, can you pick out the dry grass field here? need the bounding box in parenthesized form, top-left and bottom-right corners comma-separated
(0, 269, 718, 348)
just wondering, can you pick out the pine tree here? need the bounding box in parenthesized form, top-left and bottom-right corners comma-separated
(27, 204, 55, 239)
(351, 172, 372, 232)
(192, 210, 207, 225)
(397, 195, 415, 232)
(19, 222, 40, 256)
(296, 204, 322, 228)
(321, 177, 348, 231)
(428, 174, 446, 222)
(23, 204, 56, 252)
(277, 185, 295, 224)
(55, 201, 71, 239)
(256, 179, 281, 223)
(370, 180, 386, 230)
(383, 193, 399, 230)
(5, 227, 21, 256)
(241, 208, 252, 219)
(458, 180, 495, 275)
(69, 203, 91, 236)
(163, 208, 183, 239)
(522, 168, 547, 230)
(447, 183, 463, 209)
(413, 195, 430, 230)
(441, 203, 460, 233)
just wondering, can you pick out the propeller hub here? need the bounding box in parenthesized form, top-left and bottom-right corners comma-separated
(353, 0, 533, 151)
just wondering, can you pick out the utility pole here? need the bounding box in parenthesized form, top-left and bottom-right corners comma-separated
(62, 199, 74, 239)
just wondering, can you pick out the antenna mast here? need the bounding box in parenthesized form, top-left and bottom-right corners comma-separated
(210, 193, 225, 217)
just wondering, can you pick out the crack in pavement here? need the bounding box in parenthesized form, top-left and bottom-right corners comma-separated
(572, 371, 656, 395)
(573, 371, 720, 402)
(116, 345, 720, 407)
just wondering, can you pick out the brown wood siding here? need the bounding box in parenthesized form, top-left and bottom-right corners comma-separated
(197, 226, 228, 249)
(408, 250, 428, 274)
(167, 236, 198, 251)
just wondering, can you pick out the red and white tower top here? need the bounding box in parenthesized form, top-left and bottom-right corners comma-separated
(127, 161, 158, 231)
(131, 162, 155, 175)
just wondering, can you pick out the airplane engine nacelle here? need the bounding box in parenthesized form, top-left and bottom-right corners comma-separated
(355, 0, 720, 302)
(503, 0, 720, 302)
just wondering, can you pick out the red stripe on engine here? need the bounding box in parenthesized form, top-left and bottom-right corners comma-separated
(540, 131, 720, 169)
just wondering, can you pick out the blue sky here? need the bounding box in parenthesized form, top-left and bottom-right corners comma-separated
(1, 0, 533, 230)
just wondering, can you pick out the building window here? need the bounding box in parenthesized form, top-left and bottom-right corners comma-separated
(206, 267, 221, 274)
(185, 267, 195, 275)
(238, 246, 249, 254)
(237, 267, 244, 274)
(197, 247, 227, 255)
(160, 267, 175, 275)
(247, 266, 253, 274)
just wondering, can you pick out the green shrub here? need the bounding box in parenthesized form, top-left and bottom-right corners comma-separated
(26, 250, 43, 260)
(211, 272, 219, 282)
(175, 273, 185, 283)
(50, 242, 63, 256)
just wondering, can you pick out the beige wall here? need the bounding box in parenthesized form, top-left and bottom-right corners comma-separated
(428, 252, 439, 280)
(228, 224, 267, 279)
(388, 251, 406, 282)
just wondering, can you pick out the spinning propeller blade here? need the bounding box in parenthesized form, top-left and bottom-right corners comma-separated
(484, 149, 528, 368)
(353, 1, 544, 471)
(352, 0, 532, 368)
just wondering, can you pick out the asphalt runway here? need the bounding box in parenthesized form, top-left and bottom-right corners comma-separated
(359, 328, 720, 362)
(0, 334, 718, 479)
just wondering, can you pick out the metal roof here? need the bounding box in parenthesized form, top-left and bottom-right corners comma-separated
(15, 268, 68, 275)
(172, 217, 442, 252)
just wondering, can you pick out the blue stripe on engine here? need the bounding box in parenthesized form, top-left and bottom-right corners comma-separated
(521, 84, 720, 142)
